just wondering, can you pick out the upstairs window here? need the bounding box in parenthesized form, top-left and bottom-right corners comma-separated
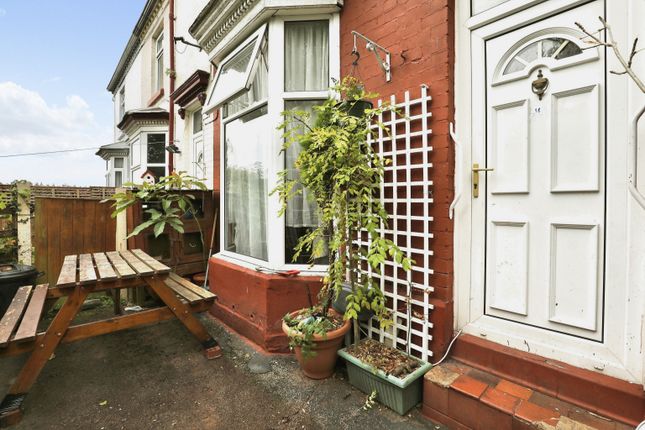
(119, 87, 125, 120)
(155, 32, 164, 91)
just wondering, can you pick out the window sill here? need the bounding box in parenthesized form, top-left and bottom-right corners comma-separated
(147, 88, 165, 107)
(213, 252, 327, 277)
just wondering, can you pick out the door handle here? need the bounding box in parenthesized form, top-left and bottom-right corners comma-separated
(472, 163, 494, 198)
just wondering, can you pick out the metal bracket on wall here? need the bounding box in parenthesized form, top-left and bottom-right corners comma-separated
(351, 31, 392, 82)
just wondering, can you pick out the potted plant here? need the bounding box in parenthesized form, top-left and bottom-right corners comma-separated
(275, 77, 414, 380)
(337, 286, 433, 415)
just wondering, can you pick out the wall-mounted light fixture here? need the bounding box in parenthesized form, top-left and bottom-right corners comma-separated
(351, 31, 392, 82)
(166, 143, 181, 154)
(174, 36, 202, 52)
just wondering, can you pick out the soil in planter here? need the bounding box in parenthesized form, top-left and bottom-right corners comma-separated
(345, 339, 421, 378)
(283, 307, 345, 333)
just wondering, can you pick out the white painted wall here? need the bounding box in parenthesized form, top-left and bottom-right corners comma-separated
(109, 0, 213, 189)
(113, 54, 143, 141)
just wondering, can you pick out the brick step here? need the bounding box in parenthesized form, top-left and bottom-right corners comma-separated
(422, 359, 635, 430)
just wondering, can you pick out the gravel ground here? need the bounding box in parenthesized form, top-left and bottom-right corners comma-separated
(0, 306, 445, 430)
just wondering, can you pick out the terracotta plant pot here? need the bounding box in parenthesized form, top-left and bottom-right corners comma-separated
(282, 310, 351, 379)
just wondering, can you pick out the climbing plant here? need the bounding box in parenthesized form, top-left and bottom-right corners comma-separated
(275, 77, 413, 347)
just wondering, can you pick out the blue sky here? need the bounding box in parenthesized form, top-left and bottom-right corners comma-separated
(0, 0, 146, 185)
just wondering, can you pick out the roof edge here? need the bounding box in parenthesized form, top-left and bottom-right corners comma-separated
(107, 0, 163, 93)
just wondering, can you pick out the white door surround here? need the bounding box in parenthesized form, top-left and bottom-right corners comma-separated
(483, 8, 605, 341)
(453, 0, 644, 383)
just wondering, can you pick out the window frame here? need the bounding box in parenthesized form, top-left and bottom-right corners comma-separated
(118, 87, 125, 120)
(217, 13, 339, 273)
(155, 32, 164, 92)
(191, 108, 205, 178)
(110, 156, 126, 188)
(145, 132, 167, 179)
(192, 108, 203, 135)
(206, 24, 268, 111)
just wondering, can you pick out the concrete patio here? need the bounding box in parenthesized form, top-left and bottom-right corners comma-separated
(0, 305, 443, 430)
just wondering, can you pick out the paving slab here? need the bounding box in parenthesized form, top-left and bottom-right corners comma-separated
(0, 307, 446, 430)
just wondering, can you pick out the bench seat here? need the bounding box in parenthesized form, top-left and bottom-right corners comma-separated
(0, 285, 49, 347)
(164, 273, 216, 305)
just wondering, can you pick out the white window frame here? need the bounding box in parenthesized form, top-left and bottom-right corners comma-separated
(206, 24, 268, 111)
(145, 132, 167, 178)
(113, 157, 125, 187)
(191, 109, 205, 178)
(217, 13, 340, 274)
(155, 32, 164, 92)
(118, 87, 125, 120)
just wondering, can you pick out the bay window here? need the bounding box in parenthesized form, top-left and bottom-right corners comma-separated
(146, 133, 166, 180)
(207, 14, 339, 270)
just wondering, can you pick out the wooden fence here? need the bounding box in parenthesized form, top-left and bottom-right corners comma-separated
(0, 182, 119, 285)
(33, 198, 118, 286)
(0, 184, 115, 204)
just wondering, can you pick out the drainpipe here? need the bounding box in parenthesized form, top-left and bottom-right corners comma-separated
(168, 0, 176, 173)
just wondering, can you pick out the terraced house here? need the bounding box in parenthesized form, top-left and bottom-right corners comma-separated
(103, 0, 645, 427)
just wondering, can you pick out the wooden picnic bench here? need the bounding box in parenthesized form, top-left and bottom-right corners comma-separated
(0, 249, 221, 427)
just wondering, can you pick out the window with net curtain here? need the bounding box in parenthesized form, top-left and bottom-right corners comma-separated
(284, 20, 329, 264)
(222, 20, 330, 264)
(224, 39, 269, 260)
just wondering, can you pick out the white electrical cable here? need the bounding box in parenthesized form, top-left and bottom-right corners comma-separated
(431, 329, 463, 366)
(448, 122, 462, 220)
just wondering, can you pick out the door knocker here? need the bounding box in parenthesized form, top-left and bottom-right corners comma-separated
(531, 69, 549, 100)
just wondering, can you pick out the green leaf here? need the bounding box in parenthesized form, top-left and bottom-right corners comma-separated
(153, 221, 166, 237)
(127, 219, 155, 238)
(146, 208, 162, 220)
(169, 222, 184, 234)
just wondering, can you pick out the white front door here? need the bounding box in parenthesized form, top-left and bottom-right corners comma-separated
(461, 0, 642, 382)
(482, 3, 605, 341)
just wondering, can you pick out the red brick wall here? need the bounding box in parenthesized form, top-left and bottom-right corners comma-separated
(209, 1, 455, 358)
(340, 0, 455, 359)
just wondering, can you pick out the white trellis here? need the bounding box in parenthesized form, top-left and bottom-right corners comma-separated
(359, 85, 434, 361)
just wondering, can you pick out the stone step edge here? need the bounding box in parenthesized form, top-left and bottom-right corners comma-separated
(420, 362, 635, 430)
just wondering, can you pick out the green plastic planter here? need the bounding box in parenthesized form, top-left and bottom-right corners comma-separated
(338, 347, 432, 415)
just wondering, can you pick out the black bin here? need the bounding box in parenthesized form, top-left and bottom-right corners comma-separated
(0, 264, 39, 317)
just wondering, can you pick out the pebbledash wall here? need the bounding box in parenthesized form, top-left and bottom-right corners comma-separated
(206, 0, 455, 359)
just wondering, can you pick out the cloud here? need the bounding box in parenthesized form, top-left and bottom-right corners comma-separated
(0, 82, 112, 186)
(0, 8, 6, 17)
(42, 76, 63, 83)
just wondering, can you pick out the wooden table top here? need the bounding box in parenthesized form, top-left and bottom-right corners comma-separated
(56, 249, 171, 288)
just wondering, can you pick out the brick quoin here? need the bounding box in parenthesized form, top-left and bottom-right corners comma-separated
(341, 0, 456, 360)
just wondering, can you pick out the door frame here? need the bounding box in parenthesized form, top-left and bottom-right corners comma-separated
(453, 0, 643, 383)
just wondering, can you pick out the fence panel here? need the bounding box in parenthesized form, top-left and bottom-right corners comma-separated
(33, 198, 116, 286)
